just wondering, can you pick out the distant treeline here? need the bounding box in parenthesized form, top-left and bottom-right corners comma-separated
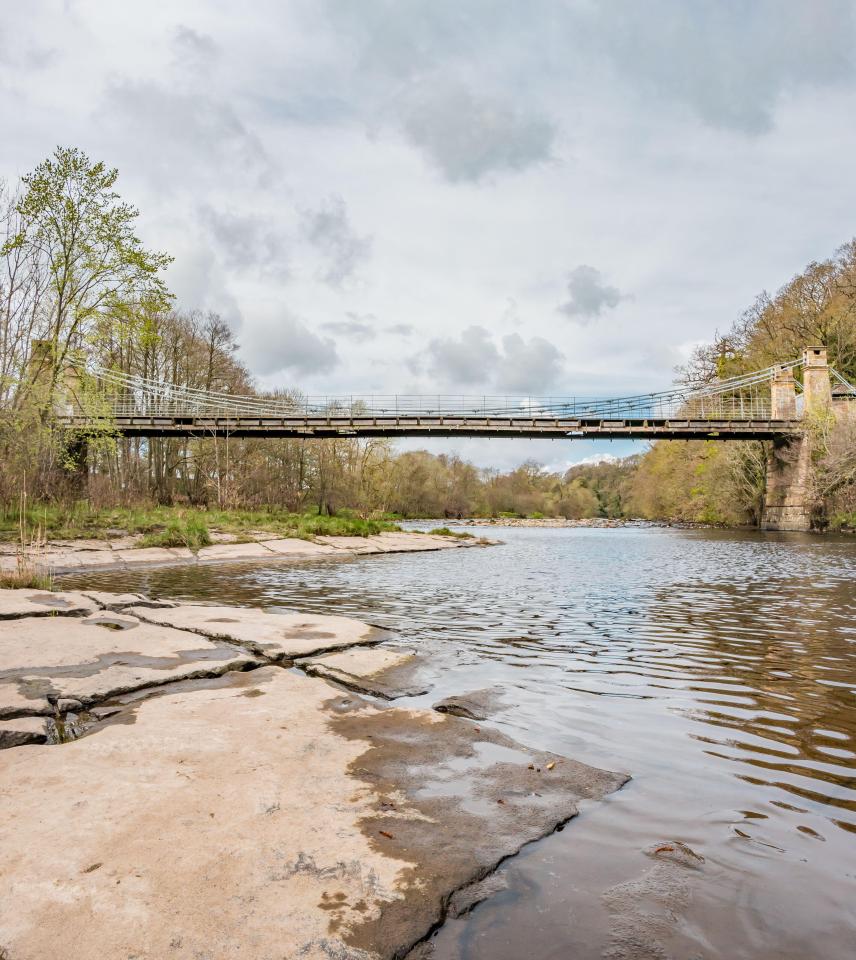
(1, 147, 854, 528)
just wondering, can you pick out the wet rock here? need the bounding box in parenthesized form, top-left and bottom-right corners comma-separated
(81, 591, 176, 611)
(126, 602, 388, 660)
(0, 589, 98, 620)
(644, 840, 705, 869)
(0, 667, 627, 959)
(300, 646, 428, 699)
(55, 698, 83, 713)
(0, 715, 48, 748)
(433, 688, 506, 721)
(447, 872, 509, 917)
(0, 615, 257, 718)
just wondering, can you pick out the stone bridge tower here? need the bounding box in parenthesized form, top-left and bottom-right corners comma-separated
(761, 346, 833, 531)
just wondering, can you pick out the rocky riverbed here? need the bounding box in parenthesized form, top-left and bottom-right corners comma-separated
(0, 586, 628, 959)
(0, 529, 488, 577)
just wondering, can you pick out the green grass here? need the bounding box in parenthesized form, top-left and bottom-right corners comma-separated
(138, 516, 212, 551)
(0, 502, 400, 545)
(828, 511, 856, 531)
(428, 526, 474, 539)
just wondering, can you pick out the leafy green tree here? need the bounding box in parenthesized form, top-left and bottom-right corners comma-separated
(1, 146, 172, 397)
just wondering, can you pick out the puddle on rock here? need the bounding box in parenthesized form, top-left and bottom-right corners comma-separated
(84, 613, 139, 631)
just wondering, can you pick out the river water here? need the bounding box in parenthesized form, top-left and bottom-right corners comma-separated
(60, 526, 856, 960)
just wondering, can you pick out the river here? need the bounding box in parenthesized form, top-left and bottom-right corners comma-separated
(60, 525, 856, 960)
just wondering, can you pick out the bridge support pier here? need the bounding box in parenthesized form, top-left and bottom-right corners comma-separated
(761, 347, 832, 531)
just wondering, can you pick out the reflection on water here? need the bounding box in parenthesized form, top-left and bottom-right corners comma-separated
(61, 526, 856, 959)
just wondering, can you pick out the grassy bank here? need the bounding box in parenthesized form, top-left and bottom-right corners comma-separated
(0, 503, 400, 547)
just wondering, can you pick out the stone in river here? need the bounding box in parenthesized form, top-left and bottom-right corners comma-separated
(433, 688, 507, 721)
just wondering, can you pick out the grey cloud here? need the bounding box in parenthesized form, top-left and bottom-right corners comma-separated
(386, 323, 414, 337)
(301, 195, 372, 287)
(579, 0, 856, 133)
(243, 312, 338, 377)
(559, 266, 624, 323)
(172, 26, 219, 73)
(100, 79, 273, 187)
(401, 82, 555, 182)
(199, 205, 289, 280)
(425, 325, 499, 385)
(321, 312, 377, 342)
(324, 0, 856, 140)
(424, 326, 563, 392)
(495, 333, 564, 393)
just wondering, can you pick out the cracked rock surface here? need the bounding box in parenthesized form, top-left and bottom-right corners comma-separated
(300, 646, 428, 699)
(0, 612, 256, 718)
(0, 588, 98, 619)
(126, 602, 389, 660)
(0, 588, 629, 960)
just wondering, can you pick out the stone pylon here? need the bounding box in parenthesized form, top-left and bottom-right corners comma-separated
(761, 346, 832, 531)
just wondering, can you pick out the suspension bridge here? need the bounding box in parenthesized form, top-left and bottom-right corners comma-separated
(53, 345, 853, 441)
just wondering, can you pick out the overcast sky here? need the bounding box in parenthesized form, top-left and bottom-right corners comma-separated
(3, 1, 856, 470)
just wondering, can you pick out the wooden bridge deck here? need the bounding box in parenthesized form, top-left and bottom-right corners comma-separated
(59, 414, 804, 441)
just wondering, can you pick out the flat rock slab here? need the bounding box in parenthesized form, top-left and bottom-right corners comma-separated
(81, 591, 177, 611)
(114, 546, 195, 566)
(127, 602, 387, 660)
(257, 538, 338, 556)
(0, 588, 98, 620)
(0, 613, 256, 717)
(316, 535, 384, 554)
(433, 688, 507, 721)
(300, 646, 428, 699)
(368, 533, 450, 552)
(0, 668, 627, 959)
(0, 715, 47, 748)
(196, 542, 276, 562)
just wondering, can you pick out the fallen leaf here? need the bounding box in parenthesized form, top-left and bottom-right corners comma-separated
(654, 845, 674, 854)
(379, 830, 394, 840)
(546, 761, 556, 771)
(83, 862, 102, 873)
(497, 798, 505, 805)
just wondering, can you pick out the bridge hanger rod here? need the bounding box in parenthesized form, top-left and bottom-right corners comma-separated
(78, 358, 804, 415)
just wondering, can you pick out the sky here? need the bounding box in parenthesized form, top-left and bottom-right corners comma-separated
(2, 0, 856, 471)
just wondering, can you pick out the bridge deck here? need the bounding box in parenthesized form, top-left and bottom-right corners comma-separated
(59, 414, 803, 441)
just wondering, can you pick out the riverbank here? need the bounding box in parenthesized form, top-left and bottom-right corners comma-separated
(425, 516, 722, 530)
(0, 528, 488, 578)
(0, 586, 627, 959)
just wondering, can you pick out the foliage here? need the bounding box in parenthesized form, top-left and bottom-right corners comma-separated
(428, 527, 474, 538)
(138, 516, 212, 551)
